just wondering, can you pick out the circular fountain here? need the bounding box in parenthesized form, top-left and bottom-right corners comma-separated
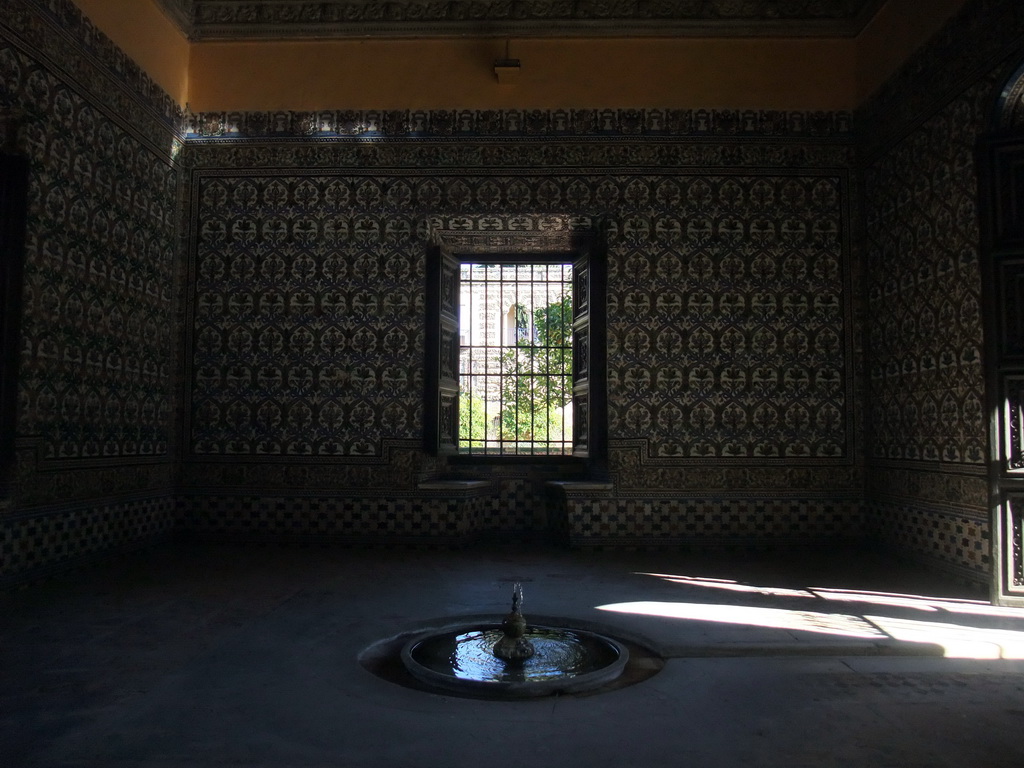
(399, 584, 630, 698)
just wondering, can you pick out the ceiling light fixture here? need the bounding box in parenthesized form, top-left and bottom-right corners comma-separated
(494, 40, 521, 85)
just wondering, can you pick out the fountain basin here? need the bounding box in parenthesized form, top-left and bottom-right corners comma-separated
(401, 623, 629, 698)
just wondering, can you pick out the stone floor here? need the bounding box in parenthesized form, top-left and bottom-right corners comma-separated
(3, 541, 1024, 767)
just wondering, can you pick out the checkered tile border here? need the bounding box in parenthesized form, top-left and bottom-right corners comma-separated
(554, 496, 865, 548)
(866, 500, 990, 584)
(1, 492, 992, 587)
(1, 495, 177, 585)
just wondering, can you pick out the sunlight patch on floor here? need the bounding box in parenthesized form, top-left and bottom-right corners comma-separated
(813, 588, 1024, 618)
(637, 572, 1024, 619)
(637, 573, 815, 599)
(866, 615, 1024, 659)
(596, 601, 887, 639)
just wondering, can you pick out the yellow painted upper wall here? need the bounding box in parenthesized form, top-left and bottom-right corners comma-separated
(186, 37, 857, 112)
(856, 0, 968, 104)
(72, 0, 189, 105)
(70, 0, 972, 113)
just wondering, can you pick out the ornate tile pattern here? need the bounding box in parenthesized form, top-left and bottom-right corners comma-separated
(608, 174, 849, 461)
(1, 0, 180, 581)
(186, 168, 854, 472)
(857, 2, 1009, 584)
(610, 446, 863, 494)
(179, 444, 434, 492)
(14, 71, 178, 461)
(865, 466, 989, 583)
(189, 179, 422, 456)
(2, 0, 180, 482)
(178, 490, 868, 550)
(863, 82, 989, 467)
(5, 0, 1016, 590)
(179, 114, 861, 550)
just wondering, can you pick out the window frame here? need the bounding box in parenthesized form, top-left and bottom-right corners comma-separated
(457, 258, 575, 458)
(425, 237, 606, 468)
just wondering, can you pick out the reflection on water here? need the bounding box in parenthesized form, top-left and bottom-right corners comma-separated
(409, 627, 621, 684)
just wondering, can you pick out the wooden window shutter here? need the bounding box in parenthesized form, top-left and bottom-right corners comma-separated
(425, 246, 461, 455)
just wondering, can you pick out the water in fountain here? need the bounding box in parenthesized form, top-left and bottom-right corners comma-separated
(400, 583, 629, 697)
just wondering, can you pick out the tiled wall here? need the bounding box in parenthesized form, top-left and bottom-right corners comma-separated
(178, 116, 863, 548)
(861, 80, 990, 578)
(179, 492, 489, 544)
(4, 0, 1021, 585)
(858, 0, 1024, 584)
(0, 0, 180, 584)
(1, 495, 177, 582)
(554, 495, 863, 549)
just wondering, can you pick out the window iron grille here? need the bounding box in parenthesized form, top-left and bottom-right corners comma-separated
(458, 262, 573, 455)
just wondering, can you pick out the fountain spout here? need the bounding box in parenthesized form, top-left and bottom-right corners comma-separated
(398, 581, 633, 696)
(493, 583, 536, 663)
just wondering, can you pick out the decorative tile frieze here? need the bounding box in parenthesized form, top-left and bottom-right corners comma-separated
(866, 464, 988, 516)
(152, 0, 193, 35)
(610, 443, 863, 493)
(178, 140, 856, 178)
(860, 0, 1022, 156)
(181, 139, 855, 176)
(180, 442, 424, 490)
(3, 0, 181, 140)
(182, 108, 853, 140)
(12, 440, 174, 507)
(175, 0, 881, 40)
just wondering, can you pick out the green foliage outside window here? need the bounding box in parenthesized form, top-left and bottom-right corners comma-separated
(498, 292, 572, 449)
(458, 393, 490, 448)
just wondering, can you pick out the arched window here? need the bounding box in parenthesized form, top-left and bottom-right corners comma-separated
(504, 303, 530, 346)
